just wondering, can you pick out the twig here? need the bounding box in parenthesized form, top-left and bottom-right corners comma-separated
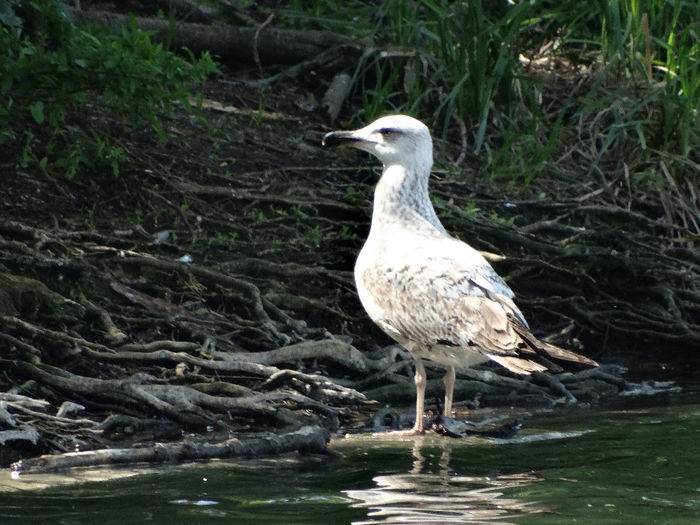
(453, 114, 468, 167)
(252, 13, 274, 72)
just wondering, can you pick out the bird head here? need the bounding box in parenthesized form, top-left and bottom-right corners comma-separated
(322, 115, 433, 169)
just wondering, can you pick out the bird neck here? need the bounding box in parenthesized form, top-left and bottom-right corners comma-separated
(371, 162, 446, 234)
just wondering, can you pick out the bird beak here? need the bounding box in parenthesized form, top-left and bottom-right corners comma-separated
(322, 130, 363, 147)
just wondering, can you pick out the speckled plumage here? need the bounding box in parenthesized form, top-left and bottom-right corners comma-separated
(323, 115, 596, 433)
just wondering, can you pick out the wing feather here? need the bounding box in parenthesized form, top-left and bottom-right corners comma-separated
(359, 254, 596, 374)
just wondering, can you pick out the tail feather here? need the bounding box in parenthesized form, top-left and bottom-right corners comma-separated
(487, 354, 548, 375)
(511, 321, 598, 368)
(539, 339, 598, 366)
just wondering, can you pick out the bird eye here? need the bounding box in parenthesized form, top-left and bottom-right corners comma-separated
(378, 127, 397, 135)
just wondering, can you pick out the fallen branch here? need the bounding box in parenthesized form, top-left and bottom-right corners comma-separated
(12, 425, 330, 474)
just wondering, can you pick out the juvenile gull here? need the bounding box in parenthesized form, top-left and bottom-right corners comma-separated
(323, 115, 597, 434)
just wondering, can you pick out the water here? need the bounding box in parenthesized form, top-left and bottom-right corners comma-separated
(2, 392, 699, 524)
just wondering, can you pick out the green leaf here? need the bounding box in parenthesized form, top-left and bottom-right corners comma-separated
(29, 101, 44, 124)
(0, 0, 22, 26)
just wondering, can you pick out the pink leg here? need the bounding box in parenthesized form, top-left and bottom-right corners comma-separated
(443, 365, 456, 417)
(413, 358, 426, 433)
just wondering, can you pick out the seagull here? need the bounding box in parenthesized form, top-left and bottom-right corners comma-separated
(323, 115, 597, 434)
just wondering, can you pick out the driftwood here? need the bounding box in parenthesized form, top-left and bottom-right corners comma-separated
(11, 425, 329, 474)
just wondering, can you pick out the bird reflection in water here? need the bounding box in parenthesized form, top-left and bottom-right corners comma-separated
(344, 440, 547, 524)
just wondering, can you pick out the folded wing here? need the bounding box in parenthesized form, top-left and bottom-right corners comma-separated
(360, 253, 597, 374)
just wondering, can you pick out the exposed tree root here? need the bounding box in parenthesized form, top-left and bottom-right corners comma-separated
(0, 176, 691, 469)
(2, 9, 696, 469)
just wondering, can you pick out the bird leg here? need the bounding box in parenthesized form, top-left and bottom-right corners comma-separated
(443, 365, 455, 417)
(413, 358, 427, 433)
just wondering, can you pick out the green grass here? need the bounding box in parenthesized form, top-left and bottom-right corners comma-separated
(284, 0, 699, 188)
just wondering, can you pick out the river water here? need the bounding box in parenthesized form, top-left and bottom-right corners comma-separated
(2, 389, 699, 524)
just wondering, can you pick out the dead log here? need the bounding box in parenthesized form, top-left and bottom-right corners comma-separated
(65, 8, 353, 66)
(11, 424, 330, 473)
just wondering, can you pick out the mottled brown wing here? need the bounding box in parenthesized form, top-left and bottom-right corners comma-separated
(362, 264, 522, 351)
(361, 263, 597, 373)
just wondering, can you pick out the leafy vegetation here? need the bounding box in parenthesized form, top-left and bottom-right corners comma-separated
(0, 0, 217, 178)
(284, 0, 699, 198)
